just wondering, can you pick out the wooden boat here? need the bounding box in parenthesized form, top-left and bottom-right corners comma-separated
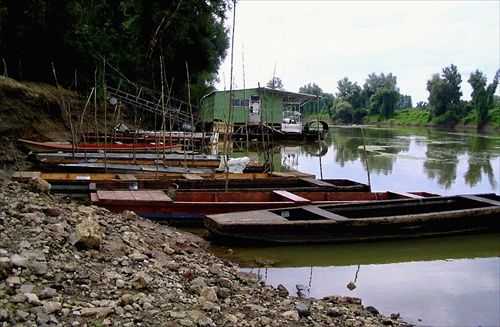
(54, 160, 269, 174)
(205, 194, 500, 244)
(85, 131, 216, 144)
(34, 152, 220, 162)
(12, 171, 326, 197)
(18, 139, 183, 153)
(37, 157, 232, 167)
(90, 189, 437, 226)
(35, 155, 252, 168)
(12, 171, 315, 183)
(90, 177, 371, 193)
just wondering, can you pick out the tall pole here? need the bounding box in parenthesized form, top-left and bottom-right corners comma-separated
(224, 0, 237, 191)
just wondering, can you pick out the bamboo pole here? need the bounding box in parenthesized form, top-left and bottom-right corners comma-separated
(224, 0, 237, 192)
(360, 127, 371, 189)
(51, 62, 76, 159)
(317, 95, 323, 179)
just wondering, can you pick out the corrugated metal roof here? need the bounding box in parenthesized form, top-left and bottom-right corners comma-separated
(202, 87, 319, 106)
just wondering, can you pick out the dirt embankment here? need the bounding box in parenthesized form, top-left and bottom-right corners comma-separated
(0, 76, 77, 173)
(0, 76, 140, 176)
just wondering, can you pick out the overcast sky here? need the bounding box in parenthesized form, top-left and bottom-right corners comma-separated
(215, 0, 500, 104)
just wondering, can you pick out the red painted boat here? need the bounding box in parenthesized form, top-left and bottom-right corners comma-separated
(90, 189, 437, 226)
(18, 139, 183, 153)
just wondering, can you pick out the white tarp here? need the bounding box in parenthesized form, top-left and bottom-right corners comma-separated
(217, 156, 250, 173)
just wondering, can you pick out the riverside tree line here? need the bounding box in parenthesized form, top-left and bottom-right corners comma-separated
(269, 65, 500, 129)
(1, 1, 498, 128)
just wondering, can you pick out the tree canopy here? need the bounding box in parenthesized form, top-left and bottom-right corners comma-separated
(331, 73, 402, 122)
(266, 76, 284, 90)
(298, 83, 334, 117)
(0, 0, 231, 102)
(468, 69, 500, 127)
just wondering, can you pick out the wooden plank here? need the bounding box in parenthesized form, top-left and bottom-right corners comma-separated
(459, 194, 500, 206)
(271, 172, 296, 178)
(182, 173, 204, 180)
(115, 191, 136, 201)
(90, 193, 100, 203)
(273, 190, 311, 204)
(130, 191, 154, 202)
(286, 172, 316, 178)
(118, 174, 137, 180)
(97, 190, 118, 200)
(147, 190, 172, 202)
(299, 178, 335, 187)
(12, 171, 41, 181)
(387, 191, 427, 199)
(302, 206, 350, 221)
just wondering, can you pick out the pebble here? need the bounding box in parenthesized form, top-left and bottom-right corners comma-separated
(0, 178, 414, 326)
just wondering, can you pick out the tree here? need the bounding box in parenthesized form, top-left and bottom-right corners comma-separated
(442, 64, 463, 104)
(415, 101, 428, 110)
(0, 0, 232, 100)
(369, 87, 400, 119)
(299, 83, 322, 96)
(426, 64, 464, 124)
(468, 69, 500, 128)
(362, 73, 400, 119)
(336, 77, 363, 110)
(427, 73, 449, 117)
(331, 99, 354, 123)
(266, 76, 284, 90)
(320, 92, 335, 117)
(299, 83, 334, 117)
(398, 95, 413, 109)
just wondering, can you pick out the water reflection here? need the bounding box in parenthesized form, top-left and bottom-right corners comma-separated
(246, 257, 499, 327)
(279, 126, 500, 194)
(207, 233, 500, 327)
(209, 232, 500, 268)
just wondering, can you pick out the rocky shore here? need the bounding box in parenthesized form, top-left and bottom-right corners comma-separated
(0, 174, 414, 327)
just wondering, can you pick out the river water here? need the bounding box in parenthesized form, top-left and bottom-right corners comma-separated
(207, 125, 500, 327)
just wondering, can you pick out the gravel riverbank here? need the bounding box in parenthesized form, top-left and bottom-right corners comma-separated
(0, 174, 414, 326)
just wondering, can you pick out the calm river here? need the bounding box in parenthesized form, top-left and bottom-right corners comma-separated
(207, 125, 500, 327)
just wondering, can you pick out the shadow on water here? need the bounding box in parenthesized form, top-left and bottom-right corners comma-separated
(197, 231, 500, 327)
(202, 231, 500, 268)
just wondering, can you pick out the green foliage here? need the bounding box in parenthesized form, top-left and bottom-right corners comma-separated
(441, 64, 463, 103)
(331, 100, 354, 123)
(363, 115, 380, 123)
(486, 96, 500, 127)
(303, 113, 330, 121)
(398, 94, 413, 109)
(468, 69, 500, 128)
(427, 64, 463, 122)
(333, 73, 400, 123)
(352, 108, 368, 124)
(329, 64, 497, 128)
(363, 72, 398, 110)
(298, 83, 334, 117)
(415, 101, 429, 110)
(0, 0, 231, 102)
(432, 107, 460, 125)
(369, 87, 400, 119)
(336, 77, 363, 110)
(393, 109, 430, 125)
(487, 107, 500, 127)
(459, 110, 477, 126)
(267, 76, 284, 90)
